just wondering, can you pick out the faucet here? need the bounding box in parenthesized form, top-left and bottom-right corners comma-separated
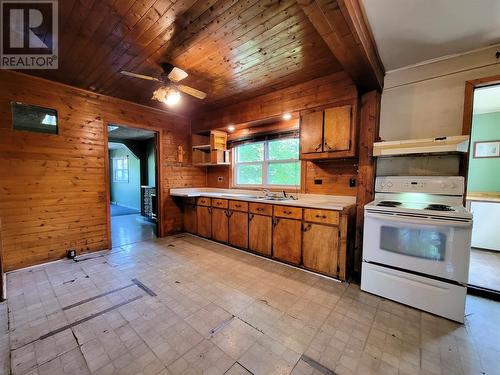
(261, 188, 270, 197)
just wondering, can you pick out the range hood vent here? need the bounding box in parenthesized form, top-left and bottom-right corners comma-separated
(373, 135, 470, 157)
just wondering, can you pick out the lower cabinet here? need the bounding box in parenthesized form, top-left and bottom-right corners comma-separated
(212, 208, 228, 243)
(248, 214, 272, 256)
(272, 218, 302, 265)
(228, 210, 248, 248)
(302, 223, 339, 276)
(197, 206, 212, 238)
(183, 204, 197, 234)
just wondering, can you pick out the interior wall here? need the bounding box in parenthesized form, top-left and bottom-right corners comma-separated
(378, 44, 500, 176)
(146, 138, 156, 187)
(201, 72, 360, 196)
(109, 148, 141, 209)
(0, 70, 206, 271)
(467, 112, 500, 192)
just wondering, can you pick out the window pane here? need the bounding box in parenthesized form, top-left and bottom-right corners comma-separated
(237, 143, 264, 162)
(237, 164, 262, 185)
(267, 162, 300, 186)
(268, 138, 299, 160)
(11, 102, 58, 134)
(115, 170, 123, 181)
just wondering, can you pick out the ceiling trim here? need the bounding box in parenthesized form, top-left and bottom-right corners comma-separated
(298, 0, 385, 91)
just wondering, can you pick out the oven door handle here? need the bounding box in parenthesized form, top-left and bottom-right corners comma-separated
(365, 211, 472, 228)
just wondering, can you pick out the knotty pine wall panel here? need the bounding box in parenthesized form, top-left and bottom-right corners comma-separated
(0, 71, 206, 271)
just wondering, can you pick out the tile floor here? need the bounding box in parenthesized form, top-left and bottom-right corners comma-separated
(2, 234, 499, 375)
(111, 214, 156, 248)
(469, 248, 500, 291)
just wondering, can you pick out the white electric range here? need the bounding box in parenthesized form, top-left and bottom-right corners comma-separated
(361, 176, 473, 323)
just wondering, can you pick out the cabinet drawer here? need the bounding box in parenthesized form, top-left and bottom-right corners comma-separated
(212, 198, 228, 208)
(249, 202, 273, 216)
(303, 208, 339, 225)
(229, 200, 248, 212)
(274, 205, 302, 219)
(197, 197, 211, 206)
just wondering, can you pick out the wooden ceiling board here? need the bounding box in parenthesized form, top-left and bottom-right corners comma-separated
(21, 0, 346, 113)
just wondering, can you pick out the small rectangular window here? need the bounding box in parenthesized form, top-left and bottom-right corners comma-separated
(11, 102, 58, 134)
(112, 157, 129, 182)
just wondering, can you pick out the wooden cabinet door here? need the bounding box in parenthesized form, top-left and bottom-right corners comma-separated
(302, 223, 339, 276)
(212, 208, 229, 243)
(229, 210, 248, 249)
(197, 206, 212, 238)
(323, 105, 352, 152)
(300, 110, 324, 153)
(272, 218, 302, 265)
(248, 214, 272, 256)
(184, 204, 197, 234)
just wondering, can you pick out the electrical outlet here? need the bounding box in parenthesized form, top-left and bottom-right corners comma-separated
(314, 179, 323, 185)
(349, 178, 356, 187)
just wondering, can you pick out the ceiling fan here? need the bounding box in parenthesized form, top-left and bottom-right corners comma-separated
(120, 63, 207, 105)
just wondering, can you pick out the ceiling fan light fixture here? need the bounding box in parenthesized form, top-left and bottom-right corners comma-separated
(165, 90, 181, 106)
(152, 87, 181, 106)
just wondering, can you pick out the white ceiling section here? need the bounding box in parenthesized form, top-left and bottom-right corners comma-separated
(361, 0, 500, 70)
(474, 85, 500, 114)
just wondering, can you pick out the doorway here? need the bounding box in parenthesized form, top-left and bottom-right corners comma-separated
(465, 84, 500, 293)
(107, 124, 159, 247)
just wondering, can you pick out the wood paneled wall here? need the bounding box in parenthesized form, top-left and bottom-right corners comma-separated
(195, 71, 357, 132)
(201, 72, 360, 197)
(0, 71, 205, 271)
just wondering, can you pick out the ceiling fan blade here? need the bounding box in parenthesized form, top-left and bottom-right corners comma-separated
(120, 71, 160, 82)
(168, 66, 188, 82)
(177, 84, 207, 99)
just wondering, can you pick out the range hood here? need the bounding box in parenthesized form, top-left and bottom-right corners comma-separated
(373, 135, 470, 157)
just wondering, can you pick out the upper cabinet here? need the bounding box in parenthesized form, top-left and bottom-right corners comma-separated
(300, 103, 356, 160)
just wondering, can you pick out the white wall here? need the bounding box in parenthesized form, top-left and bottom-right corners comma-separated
(378, 44, 500, 175)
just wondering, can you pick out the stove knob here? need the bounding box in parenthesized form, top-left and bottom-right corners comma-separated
(440, 182, 447, 188)
(387, 182, 393, 188)
(380, 182, 386, 187)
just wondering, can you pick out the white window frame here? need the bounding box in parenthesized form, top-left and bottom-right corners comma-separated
(112, 156, 129, 183)
(233, 138, 300, 188)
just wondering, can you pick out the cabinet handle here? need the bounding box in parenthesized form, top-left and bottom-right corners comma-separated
(249, 214, 254, 221)
(273, 218, 280, 226)
(208, 207, 212, 213)
(235, 204, 241, 208)
(303, 224, 312, 232)
(315, 214, 327, 219)
(225, 210, 233, 217)
(257, 207, 263, 211)
(314, 143, 322, 151)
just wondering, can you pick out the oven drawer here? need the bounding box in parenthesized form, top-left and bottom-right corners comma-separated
(361, 262, 466, 323)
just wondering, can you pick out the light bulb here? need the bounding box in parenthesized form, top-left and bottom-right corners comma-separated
(227, 125, 235, 132)
(282, 113, 292, 120)
(164, 90, 181, 106)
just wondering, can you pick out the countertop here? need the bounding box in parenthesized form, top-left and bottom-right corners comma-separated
(170, 188, 356, 211)
(467, 192, 500, 203)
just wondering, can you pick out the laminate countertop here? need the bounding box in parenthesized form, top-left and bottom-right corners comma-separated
(467, 192, 500, 203)
(170, 188, 356, 211)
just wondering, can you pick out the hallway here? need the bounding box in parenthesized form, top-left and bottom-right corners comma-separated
(111, 213, 156, 247)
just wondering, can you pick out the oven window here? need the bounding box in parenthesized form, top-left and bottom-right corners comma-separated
(380, 226, 446, 261)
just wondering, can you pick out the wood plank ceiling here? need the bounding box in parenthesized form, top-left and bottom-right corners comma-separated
(21, 0, 343, 113)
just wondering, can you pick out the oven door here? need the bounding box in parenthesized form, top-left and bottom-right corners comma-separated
(363, 210, 472, 283)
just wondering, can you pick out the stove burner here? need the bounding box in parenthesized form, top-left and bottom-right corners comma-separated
(426, 204, 455, 212)
(377, 201, 402, 207)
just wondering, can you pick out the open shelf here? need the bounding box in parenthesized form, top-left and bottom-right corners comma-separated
(192, 131, 230, 166)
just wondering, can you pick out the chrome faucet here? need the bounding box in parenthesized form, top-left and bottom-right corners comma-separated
(261, 188, 270, 197)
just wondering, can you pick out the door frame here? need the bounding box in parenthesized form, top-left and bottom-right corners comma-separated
(103, 120, 163, 249)
(461, 74, 500, 298)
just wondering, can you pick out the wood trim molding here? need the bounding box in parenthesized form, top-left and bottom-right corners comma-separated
(298, 0, 385, 91)
(461, 74, 500, 202)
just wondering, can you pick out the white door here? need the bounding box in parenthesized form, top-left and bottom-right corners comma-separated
(363, 210, 472, 283)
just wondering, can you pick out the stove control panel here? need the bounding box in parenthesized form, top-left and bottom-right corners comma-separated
(375, 176, 465, 195)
